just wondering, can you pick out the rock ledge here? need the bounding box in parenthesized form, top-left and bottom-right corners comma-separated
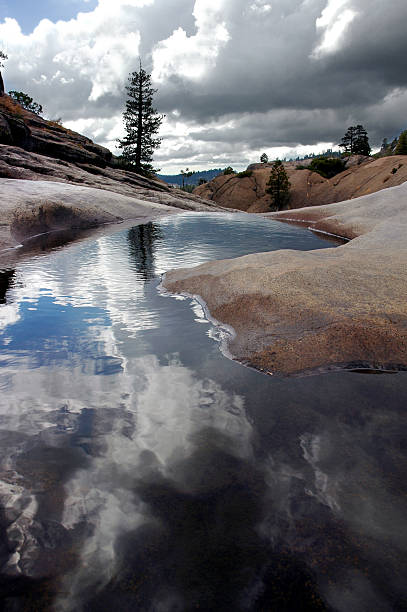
(164, 182, 407, 375)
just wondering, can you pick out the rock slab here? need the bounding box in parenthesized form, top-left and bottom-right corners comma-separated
(164, 182, 407, 375)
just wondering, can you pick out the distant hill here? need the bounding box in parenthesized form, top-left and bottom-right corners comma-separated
(158, 168, 223, 186)
(194, 155, 407, 212)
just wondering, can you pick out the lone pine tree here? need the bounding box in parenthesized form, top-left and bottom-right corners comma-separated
(340, 125, 371, 156)
(119, 63, 164, 175)
(266, 160, 291, 210)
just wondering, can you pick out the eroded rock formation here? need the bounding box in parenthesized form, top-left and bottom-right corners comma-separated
(194, 156, 407, 212)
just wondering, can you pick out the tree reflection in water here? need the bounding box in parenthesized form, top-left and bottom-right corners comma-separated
(127, 224, 163, 281)
(0, 269, 15, 304)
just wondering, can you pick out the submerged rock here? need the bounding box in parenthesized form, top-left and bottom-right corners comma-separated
(164, 182, 407, 375)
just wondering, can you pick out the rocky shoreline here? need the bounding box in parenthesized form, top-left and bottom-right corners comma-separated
(0, 95, 224, 262)
(164, 182, 407, 376)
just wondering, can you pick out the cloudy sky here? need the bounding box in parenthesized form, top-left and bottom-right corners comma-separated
(0, 0, 406, 173)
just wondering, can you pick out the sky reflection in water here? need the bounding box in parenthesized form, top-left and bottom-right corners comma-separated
(0, 213, 406, 611)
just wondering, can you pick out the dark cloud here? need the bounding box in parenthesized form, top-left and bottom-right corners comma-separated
(1, 0, 406, 170)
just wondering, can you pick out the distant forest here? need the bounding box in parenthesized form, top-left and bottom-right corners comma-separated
(158, 168, 223, 186)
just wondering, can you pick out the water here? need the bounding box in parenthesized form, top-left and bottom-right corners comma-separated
(0, 212, 406, 611)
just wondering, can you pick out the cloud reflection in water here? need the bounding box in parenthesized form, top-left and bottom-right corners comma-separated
(0, 214, 405, 610)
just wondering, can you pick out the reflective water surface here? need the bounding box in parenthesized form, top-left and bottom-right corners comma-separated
(0, 212, 406, 611)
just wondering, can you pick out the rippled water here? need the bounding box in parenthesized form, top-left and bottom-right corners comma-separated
(0, 212, 406, 611)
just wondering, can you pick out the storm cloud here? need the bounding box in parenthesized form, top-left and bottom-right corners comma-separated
(1, 0, 406, 171)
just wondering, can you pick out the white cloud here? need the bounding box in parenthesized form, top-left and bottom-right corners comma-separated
(250, 1, 272, 13)
(1, 0, 406, 172)
(152, 0, 230, 82)
(312, 0, 358, 57)
(0, 7, 142, 106)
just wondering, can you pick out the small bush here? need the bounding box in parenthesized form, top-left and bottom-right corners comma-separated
(180, 184, 195, 193)
(223, 166, 235, 175)
(296, 164, 307, 170)
(391, 167, 398, 174)
(308, 157, 345, 179)
(236, 169, 253, 178)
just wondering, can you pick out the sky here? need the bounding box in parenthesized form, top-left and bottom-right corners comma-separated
(0, 0, 406, 174)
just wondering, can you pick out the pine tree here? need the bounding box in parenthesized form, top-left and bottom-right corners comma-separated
(0, 51, 8, 95)
(118, 63, 164, 175)
(8, 91, 43, 115)
(340, 125, 370, 155)
(266, 160, 291, 210)
(260, 152, 269, 163)
(395, 130, 407, 155)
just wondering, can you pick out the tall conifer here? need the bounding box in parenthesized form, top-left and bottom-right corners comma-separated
(395, 130, 407, 155)
(266, 160, 291, 210)
(119, 63, 164, 175)
(340, 125, 370, 155)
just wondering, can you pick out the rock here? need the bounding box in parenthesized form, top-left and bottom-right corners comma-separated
(0, 95, 225, 256)
(0, 95, 112, 166)
(163, 182, 407, 376)
(0, 178, 222, 254)
(194, 156, 407, 212)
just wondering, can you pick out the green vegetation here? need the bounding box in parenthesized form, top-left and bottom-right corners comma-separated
(236, 169, 253, 178)
(395, 130, 407, 155)
(8, 91, 43, 115)
(118, 62, 164, 175)
(260, 152, 269, 163)
(180, 167, 195, 187)
(308, 157, 345, 178)
(340, 125, 371, 156)
(266, 160, 290, 210)
(179, 184, 195, 193)
(223, 166, 235, 175)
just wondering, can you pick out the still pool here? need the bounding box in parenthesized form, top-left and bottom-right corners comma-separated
(0, 212, 406, 611)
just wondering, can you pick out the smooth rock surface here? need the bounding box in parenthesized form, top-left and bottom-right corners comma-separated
(0, 178, 221, 253)
(164, 182, 407, 375)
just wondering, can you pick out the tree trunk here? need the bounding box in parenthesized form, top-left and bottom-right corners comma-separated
(0, 71, 4, 95)
(136, 79, 143, 174)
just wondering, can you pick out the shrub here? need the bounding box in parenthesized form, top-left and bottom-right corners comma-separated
(236, 169, 253, 178)
(8, 91, 43, 115)
(308, 157, 345, 179)
(180, 184, 195, 193)
(223, 166, 235, 175)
